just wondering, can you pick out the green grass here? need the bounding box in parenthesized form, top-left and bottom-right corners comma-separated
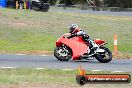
(0, 8, 132, 54)
(0, 68, 131, 85)
(0, 68, 132, 88)
(0, 68, 76, 84)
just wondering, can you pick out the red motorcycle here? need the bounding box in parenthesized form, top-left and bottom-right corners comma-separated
(54, 33, 112, 63)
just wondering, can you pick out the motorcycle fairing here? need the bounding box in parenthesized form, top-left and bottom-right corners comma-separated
(56, 37, 88, 60)
(94, 39, 105, 45)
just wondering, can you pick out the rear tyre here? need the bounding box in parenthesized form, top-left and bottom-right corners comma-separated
(95, 47, 112, 63)
(54, 45, 72, 61)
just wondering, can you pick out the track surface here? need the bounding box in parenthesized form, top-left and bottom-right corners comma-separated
(0, 54, 132, 72)
(50, 8, 132, 17)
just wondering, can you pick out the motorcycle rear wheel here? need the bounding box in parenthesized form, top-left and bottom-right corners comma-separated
(54, 45, 72, 61)
(95, 47, 112, 63)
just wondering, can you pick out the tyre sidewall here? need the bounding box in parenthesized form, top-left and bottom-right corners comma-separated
(54, 46, 72, 61)
(95, 47, 112, 63)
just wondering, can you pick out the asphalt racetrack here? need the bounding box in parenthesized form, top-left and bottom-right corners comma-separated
(50, 8, 132, 17)
(0, 54, 131, 72)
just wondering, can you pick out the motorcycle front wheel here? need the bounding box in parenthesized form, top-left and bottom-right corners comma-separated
(95, 47, 112, 63)
(54, 45, 72, 61)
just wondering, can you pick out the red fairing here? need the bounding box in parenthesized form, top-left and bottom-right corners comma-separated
(56, 36, 88, 60)
(94, 39, 105, 45)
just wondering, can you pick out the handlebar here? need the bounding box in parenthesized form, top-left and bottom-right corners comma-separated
(62, 33, 75, 39)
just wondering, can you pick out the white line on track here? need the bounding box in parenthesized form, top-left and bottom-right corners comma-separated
(8, 54, 48, 56)
(39, 55, 47, 56)
(16, 54, 26, 55)
(91, 70, 103, 72)
(111, 71, 125, 73)
(62, 69, 73, 71)
(0, 67, 126, 73)
(1, 67, 16, 69)
(36, 68, 46, 70)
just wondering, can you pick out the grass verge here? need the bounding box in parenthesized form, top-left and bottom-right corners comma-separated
(0, 68, 131, 84)
(0, 68, 132, 88)
(0, 68, 76, 84)
(0, 8, 132, 58)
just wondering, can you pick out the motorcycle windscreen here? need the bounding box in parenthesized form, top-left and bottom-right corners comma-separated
(57, 37, 88, 60)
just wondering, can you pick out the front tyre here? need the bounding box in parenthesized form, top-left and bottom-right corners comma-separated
(95, 47, 112, 63)
(54, 45, 72, 61)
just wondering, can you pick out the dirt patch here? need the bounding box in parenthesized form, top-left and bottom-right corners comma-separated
(0, 83, 79, 88)
(4, 21, 28, 28)
(0, 50, 53, 55)
(20, 50, 54, 55)
(113, 51, 132, 59)
(9, 22, 28, 27)
(0, 18, 28, 28)
(0, 83, 132, 88)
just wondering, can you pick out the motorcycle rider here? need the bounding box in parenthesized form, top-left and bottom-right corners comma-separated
(65, 24, 99, 54)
